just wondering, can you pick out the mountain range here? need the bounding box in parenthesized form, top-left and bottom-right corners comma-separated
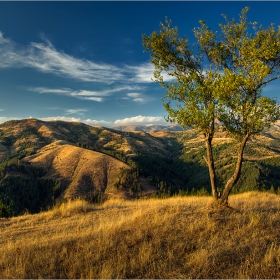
(112, 124, 183, 133)
(1, 118, 280, 216)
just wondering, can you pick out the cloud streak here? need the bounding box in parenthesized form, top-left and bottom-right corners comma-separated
(0, 32, 9, 44)
(27, 85, 146, 102)
(39, 116, 112, 126)
(27, 87, 105, 102)
(0, 31, 173, 86)
(0, 33, 124, 83)
(65, 108, 88, 115)
(127, 92, 154, 103)
(27, 87, 71, 94)
(114, 115, 163, 125)
(126, 62, 175, 83)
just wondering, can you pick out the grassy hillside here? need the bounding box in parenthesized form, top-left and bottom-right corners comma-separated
(0, 118, 172, 160)
(1, 192, 280, 278)
(0, 119, 176, 216)
(23, 141, 130, 200)
(2, 118, 280, 217)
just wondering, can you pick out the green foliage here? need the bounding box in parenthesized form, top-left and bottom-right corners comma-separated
(114, 168, 142, 197)
(143, 7, 280, 199)
(0, 156, 62, 217)
(1, 136, 14, 147)
(142, 18, 218, 133)
(194, 7, 280, 139)
(0, 175, 59, 216)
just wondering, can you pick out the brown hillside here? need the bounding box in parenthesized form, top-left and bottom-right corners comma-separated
(23, 141, 130, 200)
(0, 119, 171, 161)
(113, 124, 183, 133)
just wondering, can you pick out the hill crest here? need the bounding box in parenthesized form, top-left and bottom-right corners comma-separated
(23, 141, 130, 200)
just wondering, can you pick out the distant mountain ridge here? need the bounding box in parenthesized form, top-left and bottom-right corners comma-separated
(112, 124, 183, 133)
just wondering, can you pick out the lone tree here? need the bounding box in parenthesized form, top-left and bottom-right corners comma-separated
(143, 7, 280, 205)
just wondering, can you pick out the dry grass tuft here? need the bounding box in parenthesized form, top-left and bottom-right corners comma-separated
(48, 199, 98, 218)
(1, 192, 280, 278)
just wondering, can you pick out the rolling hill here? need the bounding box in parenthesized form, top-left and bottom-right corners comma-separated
(1, 192, 280, 278)
(1, 118, 280, 217)
(23, 141, 130, 200)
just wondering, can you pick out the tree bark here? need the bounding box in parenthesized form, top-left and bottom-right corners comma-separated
(204, 134, 219, 200)
(220, 133, 250, 203)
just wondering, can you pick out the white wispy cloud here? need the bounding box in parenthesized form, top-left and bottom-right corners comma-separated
(127, 92, 154, 103)
(0, 33, 125, 83)
(73, 86, 143, 97)
(47, 106, 88, 115)
(127, 93, 141, 98)
(27, 87, 71, 94)
(114, 115, 163, 125)
(27, 87, 106, 100)
(27, 85, 147, 102)
(0, 31, 174, 86)
(0, 116, 21, 123)
(78, 97, 104, 102)
(39, 116, 112, 126)
(65, 108, 88, 115)
(27, 87, 105, 101)
(28, 42, 125, 83)
(0, 32, 9, 44)
(73, 90, 107, 97)
(126, 62, 175, 83)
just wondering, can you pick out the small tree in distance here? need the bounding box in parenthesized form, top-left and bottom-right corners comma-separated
(142, 7, 280, 206)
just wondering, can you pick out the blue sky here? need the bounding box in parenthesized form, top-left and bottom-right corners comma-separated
(0, 1, 280, 127)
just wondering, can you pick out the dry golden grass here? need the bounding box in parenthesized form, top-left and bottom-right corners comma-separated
(23, 142, 130, 199)
(1, 192, 280, 278)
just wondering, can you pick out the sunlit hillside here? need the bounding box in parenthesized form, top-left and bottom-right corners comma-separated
(1, 192, 280, 278)
(2, 118, 280, 217)
(23, 141, 130, 200)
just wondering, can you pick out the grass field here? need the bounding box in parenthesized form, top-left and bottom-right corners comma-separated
(1, 191, 280, 278)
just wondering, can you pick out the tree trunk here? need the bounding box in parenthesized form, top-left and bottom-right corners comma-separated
(204, 134, 219, 200)
(220, 133, 250, 203)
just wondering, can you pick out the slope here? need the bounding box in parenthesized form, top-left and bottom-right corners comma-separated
(1, 118, 280, 215)
(23, 140, 130, 200)
(1, 192, 280, 278)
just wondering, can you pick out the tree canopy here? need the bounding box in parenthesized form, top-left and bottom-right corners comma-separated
(143, 7, 280, 204)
